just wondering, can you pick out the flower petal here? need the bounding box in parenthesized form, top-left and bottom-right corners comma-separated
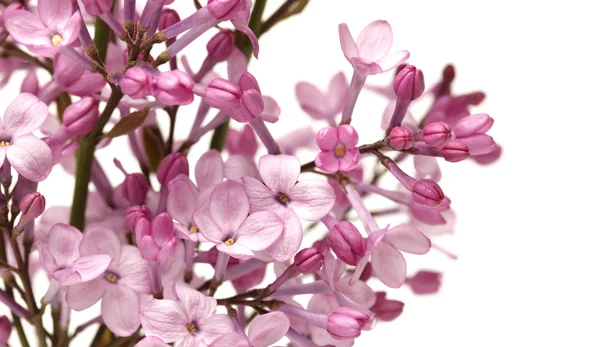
(371, 241, 406, 288)
(2, 93, 48, 137)
(385, 225, 431, 255)
(375, 50, 410, 73)
(236, 211, 283, 251)
(261, 96, 280, 123)
(195, 150, 224, 189)
(4, 10, 51, 49)
(102, 286, 141, 336)
(135, 337, 172, 347)
(71, 254, 113, 282)
(5, 134, 53, 182)
(38, 0, 73, 31)
(458, 135, 497, 156)
(199, 314, 234, 343)
(335, 275, 376, 309)
(59, 12, 82, 46)
(266, 210, 302, 262)
(117, 245, 151, 294)
(337, 125, 358, 147)
(209, 180, 249, 231)
(248, 311, 290, 347)
(193, 211, 227, 244)
(167, 176, 198, 226)
(66, 278, 106, 311)
(47, 223, 82, 266)
(338, 23, 359, 61)
(296, 82, 327, 120)
(289, 179, 335, 221)
(140, 299, 188, 343)
(80, 227, 122, 262)
(316, 127, 338, 151)
(210, 333, 249, 347)
(356, 20, 393, 61)
(338, 148, 360, 172)
(258, 155, 300, 193)
(241, 177, 280, 213)
(315, 152, 339, 174)
(325, 72, 348, 115)
(224, 155, 260, 181)
(173, 282, 216, 321)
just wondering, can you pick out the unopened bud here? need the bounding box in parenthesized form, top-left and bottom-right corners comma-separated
(412, 179, 444, 207)
(122, 67, 154, 99)
(18, 192, 45, 225)
(63, 97, 99, 137)
(328, 222, 365, 266)
(207, 30, 236, 62)
(388, 126, 414, 150)
(122, 174, 149, 205)
(204, 78, 240, 109)
(454, 113, 494, 138)
(294, 247, 323, 274)
(158, 9, 181, 30)
(0, 316, 11, 345)
(153, 70, 194, 106)
(207, 0, 244, 20)
(327, 307, 370, 340)
(393, 65, 424, 101)
(157, 153, 189, 185)
(442, 141, 470, 162)
(82, 0, 112, 15)
(125, 205, 153, 232)
(407, 270, 442, 294)
(422, 121, 452, 147)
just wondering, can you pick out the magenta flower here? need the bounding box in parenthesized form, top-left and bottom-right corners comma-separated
(210, 312, 290, 347)
(296, 72, 348, 124)
(140, 282, 235, 345)
(4, 0, 82, 57)
(315, 125, 360, 174)
(66, 228, 151, 336)
(242, 155, 336, 261)
(0, 93, 53, 181)
(38, 224, 113, 286)
(135, 213, 178, 262)
(338, 20, 409, 75)
(193, 180, 284, 259)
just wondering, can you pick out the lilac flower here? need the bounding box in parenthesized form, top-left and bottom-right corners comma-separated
(316, 125, 360, 174)
(296, 72, 348, 124)
(242, 155, 336, 261)
(135, 213, 178, 262)
(140, 282, 234, 345)
(210, 312, 290, 347)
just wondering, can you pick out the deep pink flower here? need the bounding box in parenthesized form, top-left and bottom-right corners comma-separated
(153, 70, 195, 106)
(63, 97, 99, 137)
(210, 312, 290, 347)
(296, 72, 348, 123)
(135, 213, 178, 262)
(315, 125, 360, 174)
(204, 72, 264, 123)
(121, 67, 154, 99)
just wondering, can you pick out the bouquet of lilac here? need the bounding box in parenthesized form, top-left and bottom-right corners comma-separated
(0, 0, 500, 346)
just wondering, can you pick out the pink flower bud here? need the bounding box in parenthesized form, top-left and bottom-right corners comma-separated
(207, 0, 244, 19)
(0, 316, 11, 345)
(19, 192, 45, 219)
(125, 205, 153, 232)
(226, 125, 257, 157)
(136, 213, 177, 262)
(412, 179, 444, 207)
(370, 292, 404, 322)
(328, 222, 365, 266)
(63, 97, 99, 137)
(82, 0, 113, 15)
(204, 78, 240, 109)
(157, 153, 189, 185)
(442, 141, 470, 162)
(294, 247, 323, 274)
(454, 113, 494, 138)
(122, 67, 154, 99)
(327, 307, 370, 340)
(122, 173, 149, 205)
(153, 70, 195, 106)
(158, 9, 180, 30)
(422, 121, 452, 147)
(393, 65, 425, 101)
(207, 30, 236, 62)
(389, 126, 414, 150)
(407, 270, 442, 294)
(207, 246, 240, 267)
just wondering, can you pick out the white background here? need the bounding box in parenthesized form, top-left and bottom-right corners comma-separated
(3, 0, 600, 346)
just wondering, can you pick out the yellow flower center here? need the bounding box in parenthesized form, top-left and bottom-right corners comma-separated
(224, 238, 235, 246)
(0, 141, 9, 147)
(104, 273, 118, 283)
(334, 143, 346, 158)
(278, 193, 289, 204)
(187, 323, 197, 334)
(51, 34, 63, 47)
(189, 226, 199, 233)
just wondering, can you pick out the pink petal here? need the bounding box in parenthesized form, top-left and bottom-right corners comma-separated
(337, 125, 359, 147)
(195, 150, 224, 189)
(338, 148, 360, 172)
(66, 279, 106, 310)
(53, 268, 82, 286)
(209, 180, 249, 231)
(316, 127, 338, 151)
(356, 20, 393, 61)
(38, 0, 73, 31)
(236, 211, 284, 251)
(6, 134, 53, 182)
(2, 93, 48, 137)
(193, 212, 227, 243)
(179, 335, 207, 347)
(4, 10, 51, 49)
(210, 333, 250, 347)
(117, 245, 151, 294)
(47, 223, 82, 266)
(414, 156, 441, 182)
(335, 275, 376, 309)
(216, 243, 255, 259)
(198, 314, 235, 343)
(371, 241, 407, 288)
(248, 312, 290, 347)
(296, 82, 327, 120)
(226, 49, 248, 83)
(261, 96, 280, 123)
(266, 210, 302, 262)
(241, 177, 280, 213)
(224, 155, 259, 181)
(140, 299, 188, 343)
(167, 176, 198, 226)
(63, 69, 105, 96)
(375, 50, 410, 73)
(0, 149, 5, 169)
(459, 135, 497, 156)
(454, 113, 494, 138)
(325, 72, 349, 115)
(315, 152, 340, 174)
(80, 227, 122, 263)
(385, 226, 431, 255)
(38, 244, 58, 274)
(151, 214, 175, 248)
(173, 282, 217, 321)
(135, 337, 172, 347)
(289, 179, 336, 221)
(258, 154, 300, 193)
(156, 239, 177, 262)
(71, 254, 113, 282)
(59, 12, 82, 46)
(350, 57, 383, 75)
(338, 23, 359, 61)
(139, 235, 159, 261)
(102, 286, 141, 336)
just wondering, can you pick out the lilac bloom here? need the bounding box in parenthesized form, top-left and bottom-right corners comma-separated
(135, 337, 171, 347)
(296, 72, 348, 124)
(315, 125, 360, 174)
(140, 282, 234, 346)
(38, 224, 112, 286)
(66, 227, 151, 336)
(0, 93, 53, 182)
(307, 294, 353, 347)
(242, 155, 336, 261)
(210, 311, 290, 347)
(193, 180, 284, 259)
(4, 0, 82, 57)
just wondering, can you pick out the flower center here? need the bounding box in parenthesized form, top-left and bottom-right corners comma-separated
(334, 143, 346, 158)
(51, 34, 63, 47)
(224, 238, 235, 246)
(103, 271, 120, 284)
(189, 225, 199, 233)
(186, 321, 198, 334)
(0, 141, 9, 147)
(275, 192, 290, 206)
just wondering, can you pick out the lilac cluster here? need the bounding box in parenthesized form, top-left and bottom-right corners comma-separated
(0, 0, 500, 346)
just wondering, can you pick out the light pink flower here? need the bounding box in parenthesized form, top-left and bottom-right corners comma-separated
(38, 224, 113, 286)
(242, 155, 336, 261)
(296, 72, 348, 123)
(140, 282, 234, 345)
(0, 93, 53, 182)
(135, 337, 171, 347)
(193, 180, 284, 259)
(315, 125, 360, 174)
(4, 0, 82, 57)
(210, 311, 290, 347)
(338, 20, 409, 75)
(66, 228, 151, 336)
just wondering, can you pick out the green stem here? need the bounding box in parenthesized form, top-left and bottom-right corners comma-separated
(12, 312, 30, 347)
(94, 17, 111, 63)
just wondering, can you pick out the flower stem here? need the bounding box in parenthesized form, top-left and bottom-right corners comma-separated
(94, 17, 111, 63)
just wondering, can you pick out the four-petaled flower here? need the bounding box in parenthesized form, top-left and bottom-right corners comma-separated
(315, 125, 360, 174)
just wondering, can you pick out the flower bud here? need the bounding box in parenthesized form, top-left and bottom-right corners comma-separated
(412, 179, 444, 207)
(327, 307, 370, 340)
(454, 113, 494, 138)
(294, 247, 323, 274)
(207, 0, 244, 20)
(17, 192, 45, 229)
(63, 97, 99, 137)
(442, 141, 470, 162)
(328, 222, 365, 266)
(0, 316, 11, 345)
(158, 9, 181, 30)
(82, 0, 112, 15)
(393, 65, 424, 101)
(153, 70, 194, 106)
(207, 30, 236, 62)
(422, 121, 452, 147)
(204, 78, 240, 109)
(157, 153, 189, 185)
(122, 173, 149, 205)
(370, 292, 404, 322)
(388, 126, 414, 150)
(121, 67, 154, 99)
(407, 270, 442, 294)
(136, 213, 177, 262)
(125, 205, 153, 232)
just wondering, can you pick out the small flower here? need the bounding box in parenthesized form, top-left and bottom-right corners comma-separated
(315, 125, 360, 174)
(295, 72, 348, 123)
(135, 213, 178, 262)
(210, 312, 291, 347)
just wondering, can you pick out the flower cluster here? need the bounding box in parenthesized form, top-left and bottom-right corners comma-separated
(0, 1, 499, 346)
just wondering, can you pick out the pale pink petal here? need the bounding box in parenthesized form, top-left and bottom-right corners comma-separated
(338, 148, 360, 172)
(241, 177, 280, 213)
(315, 152, 340, 174)
(454, 113, 494, 138)
(47, 223, 82, 266)
(266, 210, 302, 262)
(248, 311, 290, 347)
(199, 314, 235, 343)
(371, 241, 406, 288)
(140, 299, 189, 343)
(258, 154, 300, 193)
(195, 150, 224, 189)
(236, 211, 283, 251)
(53, 268, 82, 286)
(459, 135, 497, 156)
(296, 82, 327, 119)
(80, 227, 122, 262)
(338, 24, 359, 61)
(156, 239, 178, 262)
(385, 225, 431, 255)
(38, 0, 73, 30)
(216, 243, 255, 259)
(71, 254, 113, 282)
(209, 333, 249, 347)
(2, 93, 48, 136)
(102, 286, 141, 336)
(173, 282, 217, 321)
(375, 50, 410, 73)
(38, 244, 58, 276)
(224, 155, 259, 181)
(414, 156, 441, 182)
(325, 72, 348, 114)
(316, 127, 338, 151)
(167, 176, 198, 226)
(356, 20, 393, 61)
(4, 11, 51, 48)
(335, 275, 376, 309)
(209, 180, 249, 231)
(59, 12, 82, 46)
(179, 335, 207, 347)
(337, 125, 358, 147)
(66, 279, 106, 310)
(117, 245, 151, 294)
(289, 180, 335, 221)
(135, 337, 171, 347)
(193, 211, 227, 243)
(351, 57, 383, 75)
(5, 134, 53, 182)
(261, 96, 280, 123)
(226, 49, 248, 83)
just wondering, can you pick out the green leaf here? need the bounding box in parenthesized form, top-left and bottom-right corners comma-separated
(143, 124, 166, 172)
(104, 107, 150, 139)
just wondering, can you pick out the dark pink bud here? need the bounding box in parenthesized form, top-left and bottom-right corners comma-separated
(21, 70, 39, 95)
(207, 30, 236, 62)
(19, 192, 45, 222)
(232, 263, 266, 293)
(312, 240, 329, 254)
(407, 270, 442, 294)
(422, 121, 452, 147)
(204, 78, 241, 109)
(359, 262, 372, 282)
(226, 125, 257, 157)
(442, 141, 470, 162)
(63, 97, 99, 137)
(370, 292, 404, 322)
(125, 205, 153, 232)
(82, 0, 112, 15)
(294, 247, 324, 274)
(158, 9, 181, 30)
(153, 70, 195, 106)
(122, 174, 149, 205)
(393, 65, 425, 101)
(328, 222, 365, 266)
(327, 307, 370, 340)
(122, 67, 154, 99)
(157, 153, 189, 185)
(0, 316, 10, 345)
(389, 126, 414, 150)
(207, 0, 244, 19)
(207, 246, 241, 266)
(412, 179, 444, 207)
